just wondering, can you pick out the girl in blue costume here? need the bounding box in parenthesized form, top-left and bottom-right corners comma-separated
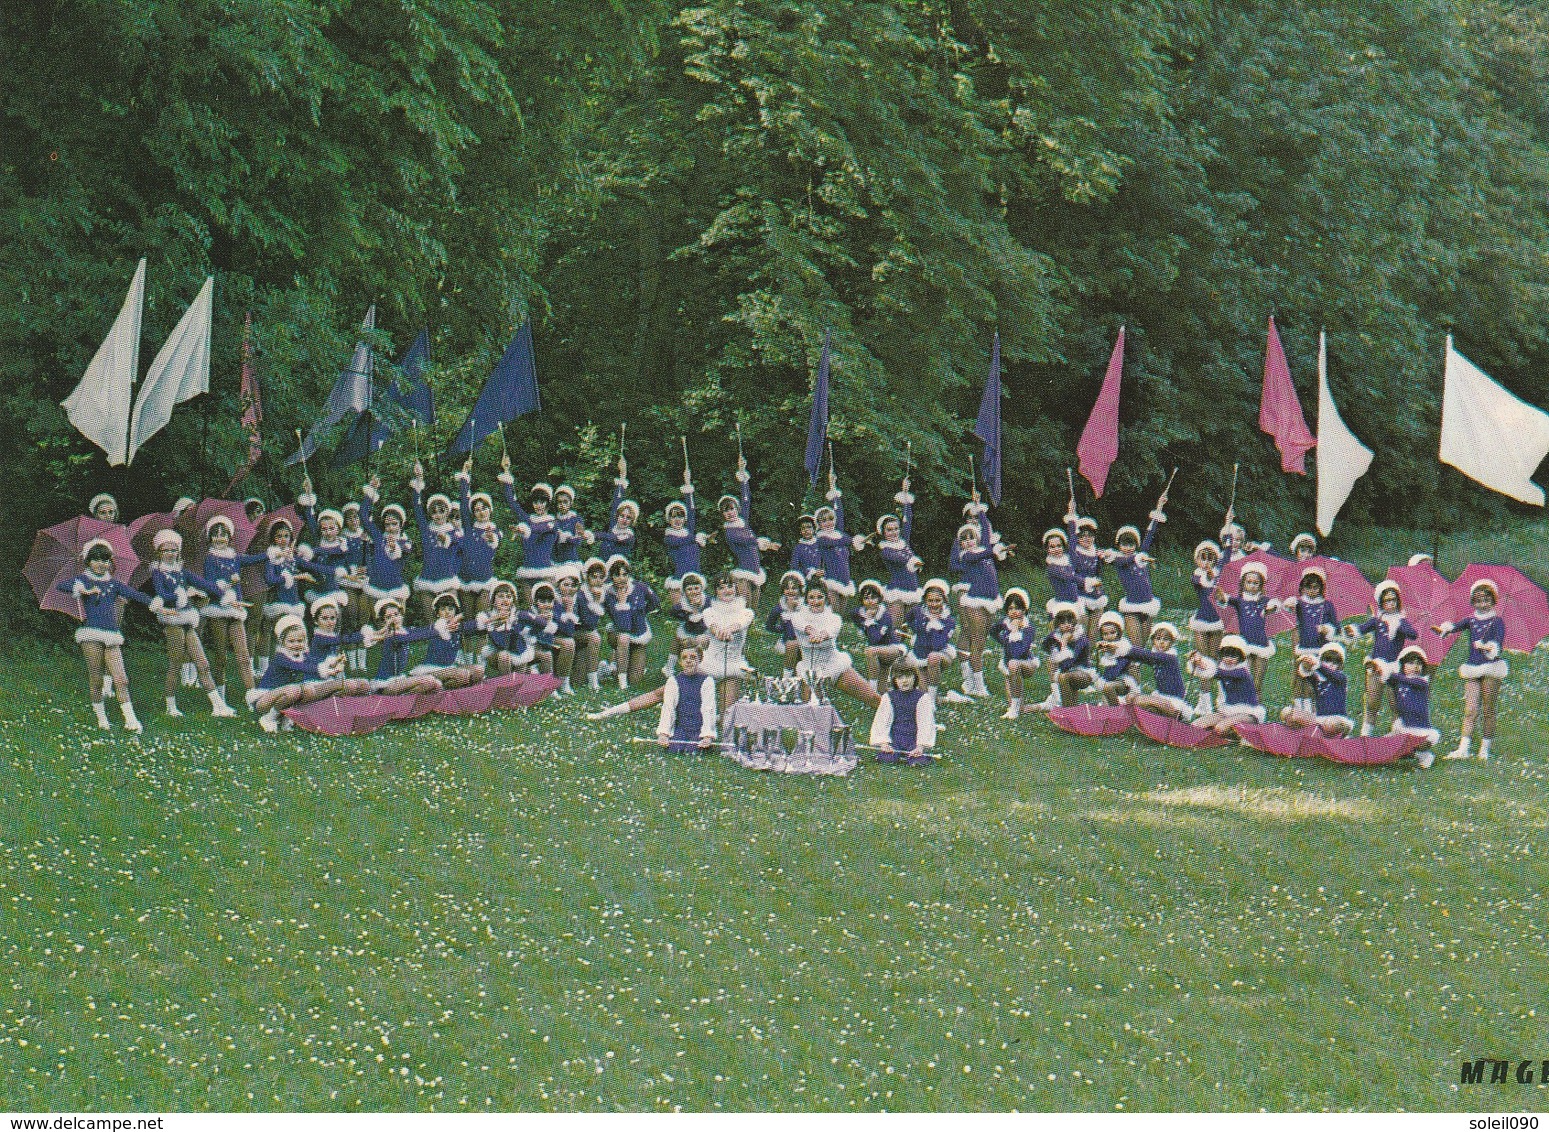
(338, 500, 371, 667)
(1092, 611, 1139, 706)
(990, 588, 1041, 720)
(789, 515, 822, 583)
(667, 572, 711, 674)
(950, 493, 1013, 699)
(574, 560, 610, 692)
(815, 468, 868, 613)
(872, 474, 924, 627)
(1345, 580, 1417, 736)
(1282, 641, 1353, 736)
(551, 485, 591, 568)
(604, 556, 659, 691)
(360, 476, 413, 614)
(199, 514, 266, 699)
(522, 581, 578, 693)
(478, 580, 535, 676)
(361, 598, 443, 695)
(411, 592, 485, 689)
(594, 454, 641, 564)
(1102, 483, 1169, 645)
(851, 579, 906, 695)
(1041, 527, 1082, 621)
(454, 458, 502, 614)
(410, 460, 464, 625)
(57, 539, 150, 731)
(496, 453, 557, 605)
(1032, 602, 1093, 713)
(654, 644, 719, 752)
(1282, 565, 1342, 721)
(1064, 501, 1108, 642)
(765, 570, 806, 679)
(718, 454, 781, 610)
(1436, 579, 1509, 761)
(249, 614, 347, 732)
(869, 656, 937, 765)
(302, 594, 373, 698)
(906, 579, 961, 704)
(1127, 622, 1194, 721)
(1189, 540, 1225, 664)
(1186, 635, 1265, 735)
(255, 513, 315, 675)
(662, 474, 708, 598)
(1373, 645, 1438, 767)
(148, 529, 237, 719)
(1215, 560, 1276, 695)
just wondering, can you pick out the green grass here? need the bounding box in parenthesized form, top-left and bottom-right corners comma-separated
(3, 578, 1547, 1110)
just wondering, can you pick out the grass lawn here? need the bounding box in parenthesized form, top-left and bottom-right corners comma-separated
(3, 531, 1547, 1110)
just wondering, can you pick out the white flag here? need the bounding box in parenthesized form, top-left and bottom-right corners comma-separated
(1440, 335, 1549, 506)
(62, 259, 145, 466)
(1315, 331, 1374, 536)
(128, 276, 214, 463)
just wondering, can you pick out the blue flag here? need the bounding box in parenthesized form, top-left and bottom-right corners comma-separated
(287, 305, 375, 465)
(805, 328, 831, 487)
(974, 332, 1002, 505)
(444, 322, 541, 458)
(330, 411, 391, 470)
(385, 329, 434, 427)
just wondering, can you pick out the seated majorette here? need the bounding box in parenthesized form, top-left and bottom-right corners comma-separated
(520, 581, 578, 692)
(304, 593, 373, 699)
(1091, 610, 1139, 706)
(248, 614, 349, 732)
(1281, 641, 1354, 736)
(905, 578, 961, 704)
(851, 580, 906, 696)
(990, 588, 1041, 721)
(476, 581, 535, 677)
(1125, 622, 1194, 721)
(1186, 635, 1265, 735)
(869, 656, 938, 766)
(410, 592, 485, 689)
(362, 598, 443, 695)
(1030, 602, 1093, 713)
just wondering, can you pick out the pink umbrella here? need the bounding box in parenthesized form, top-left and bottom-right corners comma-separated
(1288, 555, 1372, 623)
(1234, 722, 1317, 759)
(240, 504, 305, 601)
(24, 516, 140, 619)
(127, 511, 183, 587)
(1216, 550, 1296, 637)
(178, 498, 258, 559)
(1048, 703, 1134, 738)
(1132, 706, 1230, 749)
(1382, 561, 1457, 666)
(1449, 564, 1549, 654)
(1305, 730, 1427, 766)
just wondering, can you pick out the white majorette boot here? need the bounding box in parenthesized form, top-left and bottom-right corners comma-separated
(1443, 736, 1471, 761)
(209, 689, 237, 718)
(1002, 697, 1022, 721)
(165, 696, 184, 718)
(1478, 739, 1493, 761)
(92, 702, 111, 730)
(120, 701, 142, 733)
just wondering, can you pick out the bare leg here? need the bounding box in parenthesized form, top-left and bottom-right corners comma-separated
(1480, 676, 1500, 740)
(1193, 629, 1222, 661)
(1460, 678, 1480, 740)
(1248, 656, 1269, 694)
(554, 638, 575, 680)
(835, 667, 881, 708)
(183, 628, 217, 692)
(419, 592, 437, 626)
(163, 626, 186, 698)
(1123, 613, 1151, 647)
(613, 638, 632, 685)
(536, 649, 554, 676)
(718, 676, 741, 714)
(963, 607, 989, 674)
(104, 646, 131, 701)
(1085, 610, 1102, 645)
(1133, 692, 1182, 719)
(207, 620, 229, 689)
(81, 641, 106, 703)
(925, 655, 942, 691)
(627, 642, 647, 687)
(783, 642, 800, 673)
(1099, 679, 1128, 706)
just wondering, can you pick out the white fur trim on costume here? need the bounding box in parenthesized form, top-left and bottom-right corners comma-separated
(364, 583, 411, 605)
(1118, 597, 1162, 617)
(156, 607, 201, 628)
(81, 537, 116, 560)
(1073, 516, 1098, 532)
(1097, 611, 1126, 634)
(1318, 642, 1346, 663)
(373, 596, 405, 618)
(882, 584, 923, 604)
(616, 499, 641, 519)
(88, 493, 117, 515)
(1458, 659, 1508, 680)
(922, 578, 951, 600)
(204, 513, 235, 535)
(317, 508, 344, 529)
(1469, 579, 1500, 600)
(264, 600, 305, 620)
(1041, 528, 1068, 548)
(824, 578, 856, 598)
(459, 577, 501, 593)
(75, 626, 124, 646)
(1152, 693, 1194, 721)
(1407, 553, 1433, 567)
(857, 580, 885, 600)
(309, 592, 344, 615)
(414, 575, 463, 594)
(1241, 641, 1276, 659)
(1289, 533, 1317, 553)
(1188, 613, 1226, 632)
(730, 567, 767, 586)
(1372, 581, 1401, 606)
(958, 593, 1004, 613)
(1239, 562, 1268, 582)
(1293, 645, 1322, 662)
(1220, 703, 1268, 723)
(1080, 594, 1109, 612)
(380, 504, 407, 526)
(1115, 525, 1141, 546)
(875, 513, 900, 537)
(1194, 539, 1222, 561)
(619, 627, 653, 647)
(273, 614, 307, 641)
(1391, 720, 1440, 747)
(425, 493, 452, 513)
(200, 604, 247, 623)
(152, 529, 183, 551)
(955, 522, 980, 542)
(1004, 587, 1031, 610)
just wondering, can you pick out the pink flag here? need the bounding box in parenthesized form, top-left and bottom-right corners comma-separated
(1077, 327, 1124, 497)
(1260, 316, 1316, 473)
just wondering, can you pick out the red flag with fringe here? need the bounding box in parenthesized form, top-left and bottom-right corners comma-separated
(225, 312, 262, 494)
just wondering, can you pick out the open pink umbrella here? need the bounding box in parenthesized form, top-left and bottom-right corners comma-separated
(1305, 730, 1427, 766)
(1449, 564, 1549, 654)
(178, 498, 258, 559)
(240, 504, 304, 601)
(24, 516, 141, 619)
(1287, 555, 1372, 622)
(1216, 550, 1296, 637)
(1048, 703, 1134, 737)
(1234, 721, 1316, 758)
(127, 511, 182, 586)
(1132, 706, 1230, 749)
(1382, 561, 1457, 666)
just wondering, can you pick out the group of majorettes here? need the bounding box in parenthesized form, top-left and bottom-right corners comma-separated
(63, 468, 1514, 764)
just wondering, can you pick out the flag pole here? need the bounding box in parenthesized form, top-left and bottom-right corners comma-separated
(735, 420, 744, 464)
(904, 439, 911, 482)
(681, 435, 690, 484)
(1226, 462, 1240, 518)
(969, 451, 977, 497)
(295, 428, 309, 484)
(1066, 466, 1076, 513)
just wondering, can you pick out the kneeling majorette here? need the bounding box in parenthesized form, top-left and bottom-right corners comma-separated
(1375, 645, 1439, 767)
(851, 579, 907, 696)
(476, 580, 535, 677)
(1092, 610, 1139, 706)
(905, 578, 961, 703)
(991, 588, 1041, 720)
(666, 571, 710, 674)
(1033, 602, 1094, 713)
(869, 656, 938, 766)
(1281, 641, 1354, 736)
(1126, 621, 1194, 721)
(765, 570, 806, 678)
(1186, 635, 1265, 735)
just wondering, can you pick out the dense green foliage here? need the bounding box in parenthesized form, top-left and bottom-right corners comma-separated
(7, 1, 1549, 631)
